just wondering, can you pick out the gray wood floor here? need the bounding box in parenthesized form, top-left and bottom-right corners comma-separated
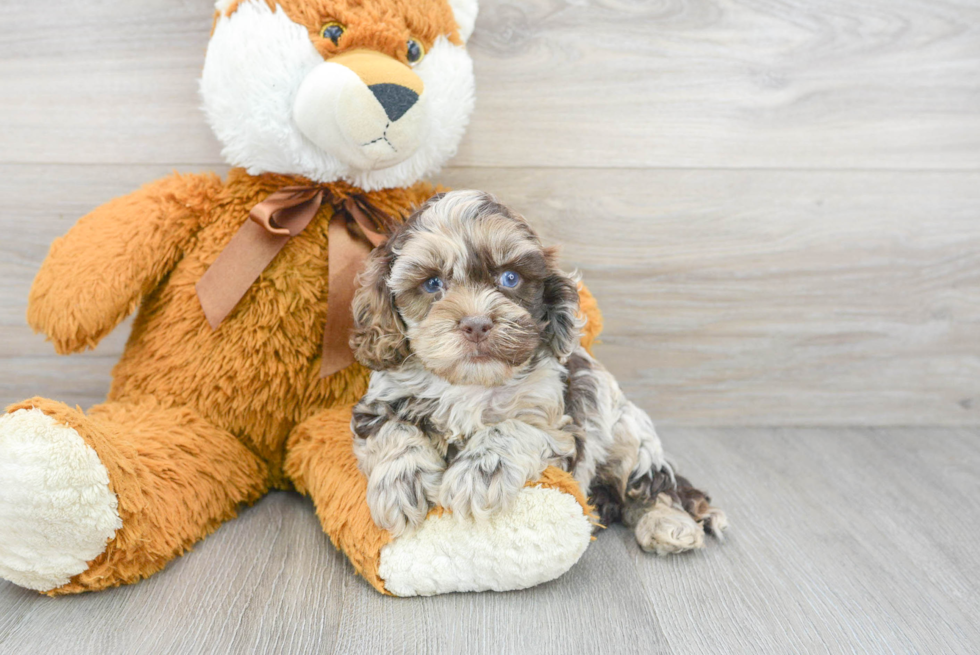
(1, 0, 978, 653)
(1, 427, 977, 654)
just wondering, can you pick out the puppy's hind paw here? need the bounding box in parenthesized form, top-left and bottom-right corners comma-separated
(634, 493, 705, 556)
(701, 506, 729, 541)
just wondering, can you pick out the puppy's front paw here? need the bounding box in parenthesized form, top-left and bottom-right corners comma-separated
(437, 450, 527, 521)
(366, 462, 442, 537)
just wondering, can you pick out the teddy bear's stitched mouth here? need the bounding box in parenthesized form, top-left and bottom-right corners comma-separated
(360, 122, 398, 153)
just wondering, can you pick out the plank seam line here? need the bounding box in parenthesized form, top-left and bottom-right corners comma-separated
(1, 163, 980, 174)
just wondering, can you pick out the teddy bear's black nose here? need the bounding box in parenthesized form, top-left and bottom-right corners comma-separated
(368, 83, 419, 122)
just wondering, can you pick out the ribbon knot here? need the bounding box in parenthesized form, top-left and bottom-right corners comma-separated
(195, 186, 391, 378)
(249, 187, 325, 236)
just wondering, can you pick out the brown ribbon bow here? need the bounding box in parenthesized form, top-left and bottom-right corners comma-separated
(195, 186, 389, 378)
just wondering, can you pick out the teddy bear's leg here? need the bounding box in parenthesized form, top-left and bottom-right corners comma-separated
(283, 407, 391, 592)
(284, 407, 595, 597)
(0, 396, 268, 595)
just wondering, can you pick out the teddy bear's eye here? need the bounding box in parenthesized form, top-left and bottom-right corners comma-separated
(321, 22, 346, 46)
(406, 39, 425, 64)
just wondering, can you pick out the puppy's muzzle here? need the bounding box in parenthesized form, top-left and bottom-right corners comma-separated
(459, 315, 493, 343)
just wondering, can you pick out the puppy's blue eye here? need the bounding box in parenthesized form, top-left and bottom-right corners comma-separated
(422, 277, 444, 293)
(499, 271, 521, 288)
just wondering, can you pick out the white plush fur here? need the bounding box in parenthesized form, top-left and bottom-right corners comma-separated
(292, 62, 427, 171)
(201, 0, 475, 191)
(448, 0, 479, 42)
(0, 409, 122, 592)
(378, 485, 592, 596)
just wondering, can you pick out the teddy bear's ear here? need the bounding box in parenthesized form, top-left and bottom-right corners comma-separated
(448, 0, 479, 42)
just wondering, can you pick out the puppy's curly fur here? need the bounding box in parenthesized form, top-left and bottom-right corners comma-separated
(350, 190, 726, 554)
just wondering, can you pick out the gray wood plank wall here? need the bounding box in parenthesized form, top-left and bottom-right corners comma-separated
(1, 0, 978, 426)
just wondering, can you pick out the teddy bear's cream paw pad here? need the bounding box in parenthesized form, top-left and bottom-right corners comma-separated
(378, 485, 593, 596)
(635, 493, 705, 556)
(0, 408, 122, 591)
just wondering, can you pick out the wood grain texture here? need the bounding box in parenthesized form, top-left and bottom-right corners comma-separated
(1, 0, 978, 169)
(1, 428, 977, 654)
(1, 0, 979, 649)
(440, 167, 980, 426)
(637, 427, 980, 654)
(2, 164, 977, 425)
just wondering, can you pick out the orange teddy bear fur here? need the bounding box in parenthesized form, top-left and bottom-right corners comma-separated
(17, 169, 603, 595)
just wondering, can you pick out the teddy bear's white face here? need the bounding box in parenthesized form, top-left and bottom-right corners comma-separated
(201, 0, 477, 191)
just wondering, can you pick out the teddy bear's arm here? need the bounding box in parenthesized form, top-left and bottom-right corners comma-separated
(27, 172, 224, 354)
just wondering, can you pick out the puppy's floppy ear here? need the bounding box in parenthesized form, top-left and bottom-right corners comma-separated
(541, 247, 582, 363)
(350, 244, 409, 370)
(425, 192, 447, 206)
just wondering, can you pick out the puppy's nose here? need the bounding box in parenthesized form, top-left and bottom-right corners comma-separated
(459, 315, 493, 343)
(368, 84, 419, 122)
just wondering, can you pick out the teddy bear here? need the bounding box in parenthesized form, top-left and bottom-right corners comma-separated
(0, 0, 605, 597)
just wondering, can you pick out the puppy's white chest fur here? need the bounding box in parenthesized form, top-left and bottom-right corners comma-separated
(374, 357, 569, 442)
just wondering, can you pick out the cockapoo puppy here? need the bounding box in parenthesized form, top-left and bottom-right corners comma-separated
(350, 190, 726, 555)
